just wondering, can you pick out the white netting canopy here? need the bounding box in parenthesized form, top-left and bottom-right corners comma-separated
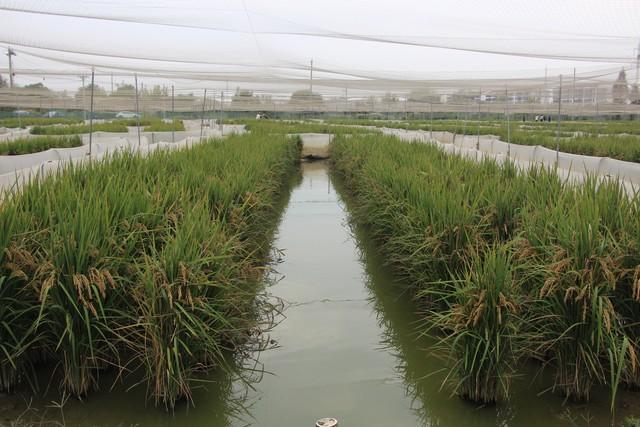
(0, 0, 638, 107)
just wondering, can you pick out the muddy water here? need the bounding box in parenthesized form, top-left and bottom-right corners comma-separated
(2, 161, 637, 426)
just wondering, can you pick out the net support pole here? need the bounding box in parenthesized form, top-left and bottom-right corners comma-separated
(505, 84, 511, 158)
(572, 67, 576, 120)
(476, 88, 482, 152)
(81, 75, 87, 122)
(134, 73, 141, 148)
(171, 85, 175, 143)
(220, 91, 224, 136)
(88, 68, 95, 156)
(556, 74, 563, 164)
(429, 102, 433, 140)
(200, 89, 207, 142)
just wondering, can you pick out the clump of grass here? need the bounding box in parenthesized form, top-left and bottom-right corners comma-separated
(0, 133, 300, 407)
(0, 136, 82, 155)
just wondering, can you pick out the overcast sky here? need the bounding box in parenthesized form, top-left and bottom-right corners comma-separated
(0, 0, 638, 95)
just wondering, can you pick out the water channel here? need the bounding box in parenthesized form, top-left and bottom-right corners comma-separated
(2, 160, 636, 426)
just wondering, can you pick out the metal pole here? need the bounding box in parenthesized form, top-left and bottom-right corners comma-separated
(556, 74, 563, 162)
(6, 48, 15, 88)
(220, 91, 224, 135)
(310, 59, 314, 93)
(345, 87, 348, 115)
(572, 67, 576, 121)
(81, 75, 87, 122)
(88, 68, 95, 156)
(429, 102, 433, 139)
(505, 84, 511, 157)
(476, 88, 482, 151)
(200, 89, 207, 142)
(134, 73, 141, 148)
(171, 85, 175, 143)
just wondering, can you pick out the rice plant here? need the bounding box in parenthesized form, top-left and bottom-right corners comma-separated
(331, 132, 640, 406)
(30, 122, 129, 135)
(0, 136, 82, 155)
(0, 132, 300, 407)
(424, 244, 526, 403)
(143, 119, 185, 132)
(0, 118, 83, 129)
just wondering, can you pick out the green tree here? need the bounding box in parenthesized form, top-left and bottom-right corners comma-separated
(23, 82, 50, 91)
(231, 87, 259, 107)
(76, 84, 106, 99)
(289, 89, 323, 104)
(111, 83, 135, 97)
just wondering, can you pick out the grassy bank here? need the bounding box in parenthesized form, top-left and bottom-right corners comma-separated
(0, 133, 300, 408)
(331, 133, 640, 406)
(0, 135, 83, 155)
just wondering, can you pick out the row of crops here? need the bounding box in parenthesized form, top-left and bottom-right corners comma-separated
(326, 118, 640, 163)
(0, 119, 186, 156)
(0, 135, 82, 155)
(0, 132, 301, 407)
(29, 119, 185, 135)
(331, 133, 640, 405)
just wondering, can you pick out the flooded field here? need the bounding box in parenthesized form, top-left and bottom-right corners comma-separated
(2, 160, 638, 426)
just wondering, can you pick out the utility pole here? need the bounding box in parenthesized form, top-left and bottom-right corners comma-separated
(110, 73, 114, 94)
(88, 68, 95, 156)
(6, 48, 15, 88)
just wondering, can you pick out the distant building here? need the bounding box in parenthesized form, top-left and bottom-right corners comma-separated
(439, 94, 450, 104)
(630, 84, 640, 104)
(612, 69, 630, 104)
(540, 88, 554, 104)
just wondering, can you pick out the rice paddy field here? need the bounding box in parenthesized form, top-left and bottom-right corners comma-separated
(1, 120, 640, 427)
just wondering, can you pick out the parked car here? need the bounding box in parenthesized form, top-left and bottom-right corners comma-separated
(115, 111, 140, 119)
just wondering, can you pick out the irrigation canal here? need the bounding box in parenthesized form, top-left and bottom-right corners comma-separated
(2, 160, 636, 426)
